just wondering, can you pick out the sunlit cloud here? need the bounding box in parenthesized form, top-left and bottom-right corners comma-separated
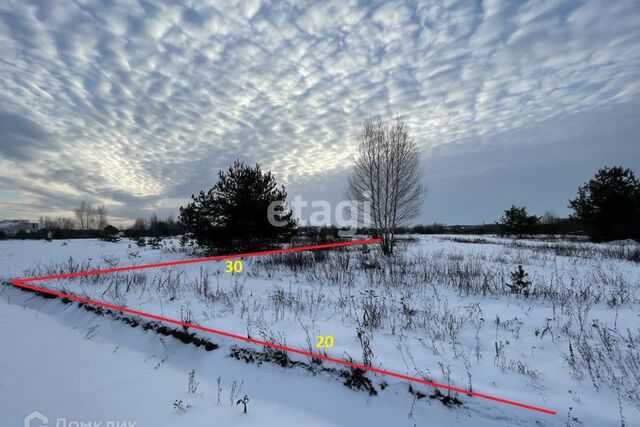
(1, 0, 639, 223)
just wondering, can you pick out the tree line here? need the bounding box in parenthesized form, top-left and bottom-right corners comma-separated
(497, 166, 640, 242)
(37, 201, 108, 232)
(17, 204, 183, 240)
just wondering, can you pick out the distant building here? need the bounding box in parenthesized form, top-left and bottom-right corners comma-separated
(0, 219, 39, 236)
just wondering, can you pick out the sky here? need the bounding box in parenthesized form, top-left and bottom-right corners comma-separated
(1, 0, 639, 226)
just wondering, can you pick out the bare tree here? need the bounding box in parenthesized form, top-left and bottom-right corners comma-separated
(149, 212, 159, 236)
(74, 201, 97, 231)
(347, 117, 424, 255)
(132, 218, 147, 233)
(39, 216, 76, 230)
(74, 201, 89, 231)
(86, 205, 96, 230)
(57, 217, 75, 230)
(541, 210, 558, 225)
(95, 204, 108, 230)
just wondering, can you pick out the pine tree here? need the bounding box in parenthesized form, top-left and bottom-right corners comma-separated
(507, 265, 531, 296)
(179, 161, 296, 252)
(569, 166, 640, 242)
(497, 205, 539, 237)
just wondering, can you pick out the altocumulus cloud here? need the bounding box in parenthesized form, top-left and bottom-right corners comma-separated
(0, 0, 639, 223)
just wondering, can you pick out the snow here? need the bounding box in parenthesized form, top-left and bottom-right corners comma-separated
(2, 235, 639, 426)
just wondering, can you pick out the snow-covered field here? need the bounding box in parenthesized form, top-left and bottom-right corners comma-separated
(2, 235, 639, 426)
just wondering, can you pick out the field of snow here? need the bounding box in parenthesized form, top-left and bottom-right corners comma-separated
(2, 235, 639, 426)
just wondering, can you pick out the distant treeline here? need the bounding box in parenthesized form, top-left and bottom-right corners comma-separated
(0, 228, 102, 240)
(125, 214, 184, 238)
(1, 219, 582, 241)
(406, 217, 582, 236)
(0, 212, 185, 240)
(296, 218, 582, 238)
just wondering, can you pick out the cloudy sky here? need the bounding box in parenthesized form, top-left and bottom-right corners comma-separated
(1, 0, 639, 226)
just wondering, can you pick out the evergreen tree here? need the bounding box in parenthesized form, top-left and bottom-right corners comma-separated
(507, 265, 531, 296)
(497, 205, 539, 237)
(179, 161, 296, 251)
(569, 166, 640, 242)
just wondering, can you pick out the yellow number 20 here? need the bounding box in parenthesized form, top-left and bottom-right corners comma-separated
(225, 260, 243, 273)
(316, 335, 334, 349)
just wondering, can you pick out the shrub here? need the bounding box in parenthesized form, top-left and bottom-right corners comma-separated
(101, 225, 121, 242)
(179, 234, 192, 248)
(14, 229, 29, 239)
(187, 369, 199, 394)
(148, 237, 163, 249)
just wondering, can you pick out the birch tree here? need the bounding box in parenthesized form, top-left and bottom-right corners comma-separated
(346, 117, 424, 255)
(95, 204, 108, 230)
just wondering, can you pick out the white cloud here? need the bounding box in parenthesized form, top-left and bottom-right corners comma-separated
(0, 0, 639, 222)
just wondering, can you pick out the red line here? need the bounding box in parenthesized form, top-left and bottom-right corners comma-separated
(17, 238, 382, 283)
(9, 238, 556, 416)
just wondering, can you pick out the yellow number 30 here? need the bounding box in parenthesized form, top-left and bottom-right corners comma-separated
(225, 260, 243, 273)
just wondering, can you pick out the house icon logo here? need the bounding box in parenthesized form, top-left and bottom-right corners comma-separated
(24, 411, 48, 427)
